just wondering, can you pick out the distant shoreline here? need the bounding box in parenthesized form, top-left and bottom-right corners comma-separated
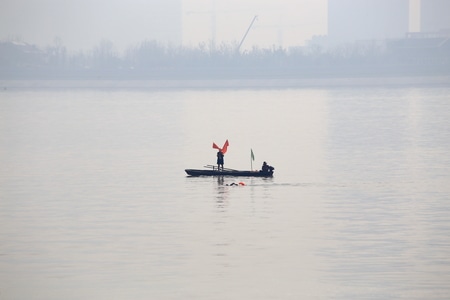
(1, 76, 449, 89)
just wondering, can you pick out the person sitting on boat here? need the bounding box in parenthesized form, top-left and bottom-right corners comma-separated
(217, 150, 224, 171)
(261, 161, 274, 174)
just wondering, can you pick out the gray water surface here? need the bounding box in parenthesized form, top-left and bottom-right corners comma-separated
(1, 86, 449, 299)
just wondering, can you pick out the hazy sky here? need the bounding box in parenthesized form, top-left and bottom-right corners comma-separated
(183, 0, 327, 49)
(0, 0, 327, 53)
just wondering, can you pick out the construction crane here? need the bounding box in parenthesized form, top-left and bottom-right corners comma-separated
(237, 15, 258, 53)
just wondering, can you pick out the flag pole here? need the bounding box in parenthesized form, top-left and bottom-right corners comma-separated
(250, 148, 254, 171)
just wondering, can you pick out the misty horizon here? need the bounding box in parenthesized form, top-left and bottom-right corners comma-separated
(2, 0, 449, 82)
(1, 32, 449, 82)
(1, 0, 327, 53)
(4, 0, 446, 54)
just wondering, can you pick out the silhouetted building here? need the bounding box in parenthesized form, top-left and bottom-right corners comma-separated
(328, 0, 410, 45)
(385, 0, 450, 69)
(420, 0, 450, 33)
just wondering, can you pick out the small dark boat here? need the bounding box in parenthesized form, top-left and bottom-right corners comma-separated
(185, 165, 273, 177)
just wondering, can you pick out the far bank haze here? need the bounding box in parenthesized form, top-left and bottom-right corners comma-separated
(1, 36, 449, 83)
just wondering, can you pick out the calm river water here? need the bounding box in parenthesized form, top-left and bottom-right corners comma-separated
(1, 84, 449, 299)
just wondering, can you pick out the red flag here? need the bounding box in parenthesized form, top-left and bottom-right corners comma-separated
(212, 140, 229, 154)
(221, 140, 229, 154)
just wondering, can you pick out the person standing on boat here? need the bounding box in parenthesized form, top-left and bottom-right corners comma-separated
(217, 150, 224, 171)
(213, 140, 228, 171)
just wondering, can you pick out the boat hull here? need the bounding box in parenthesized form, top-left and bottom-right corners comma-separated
(185, 169, 273, 177)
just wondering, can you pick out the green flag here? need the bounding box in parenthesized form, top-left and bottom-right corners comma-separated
(251, 149, 255, 161)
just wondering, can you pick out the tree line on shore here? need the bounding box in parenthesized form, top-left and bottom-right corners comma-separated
(1, 37, 449, 79)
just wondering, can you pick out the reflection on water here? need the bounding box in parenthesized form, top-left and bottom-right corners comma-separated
(1, 86, 449, 299)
